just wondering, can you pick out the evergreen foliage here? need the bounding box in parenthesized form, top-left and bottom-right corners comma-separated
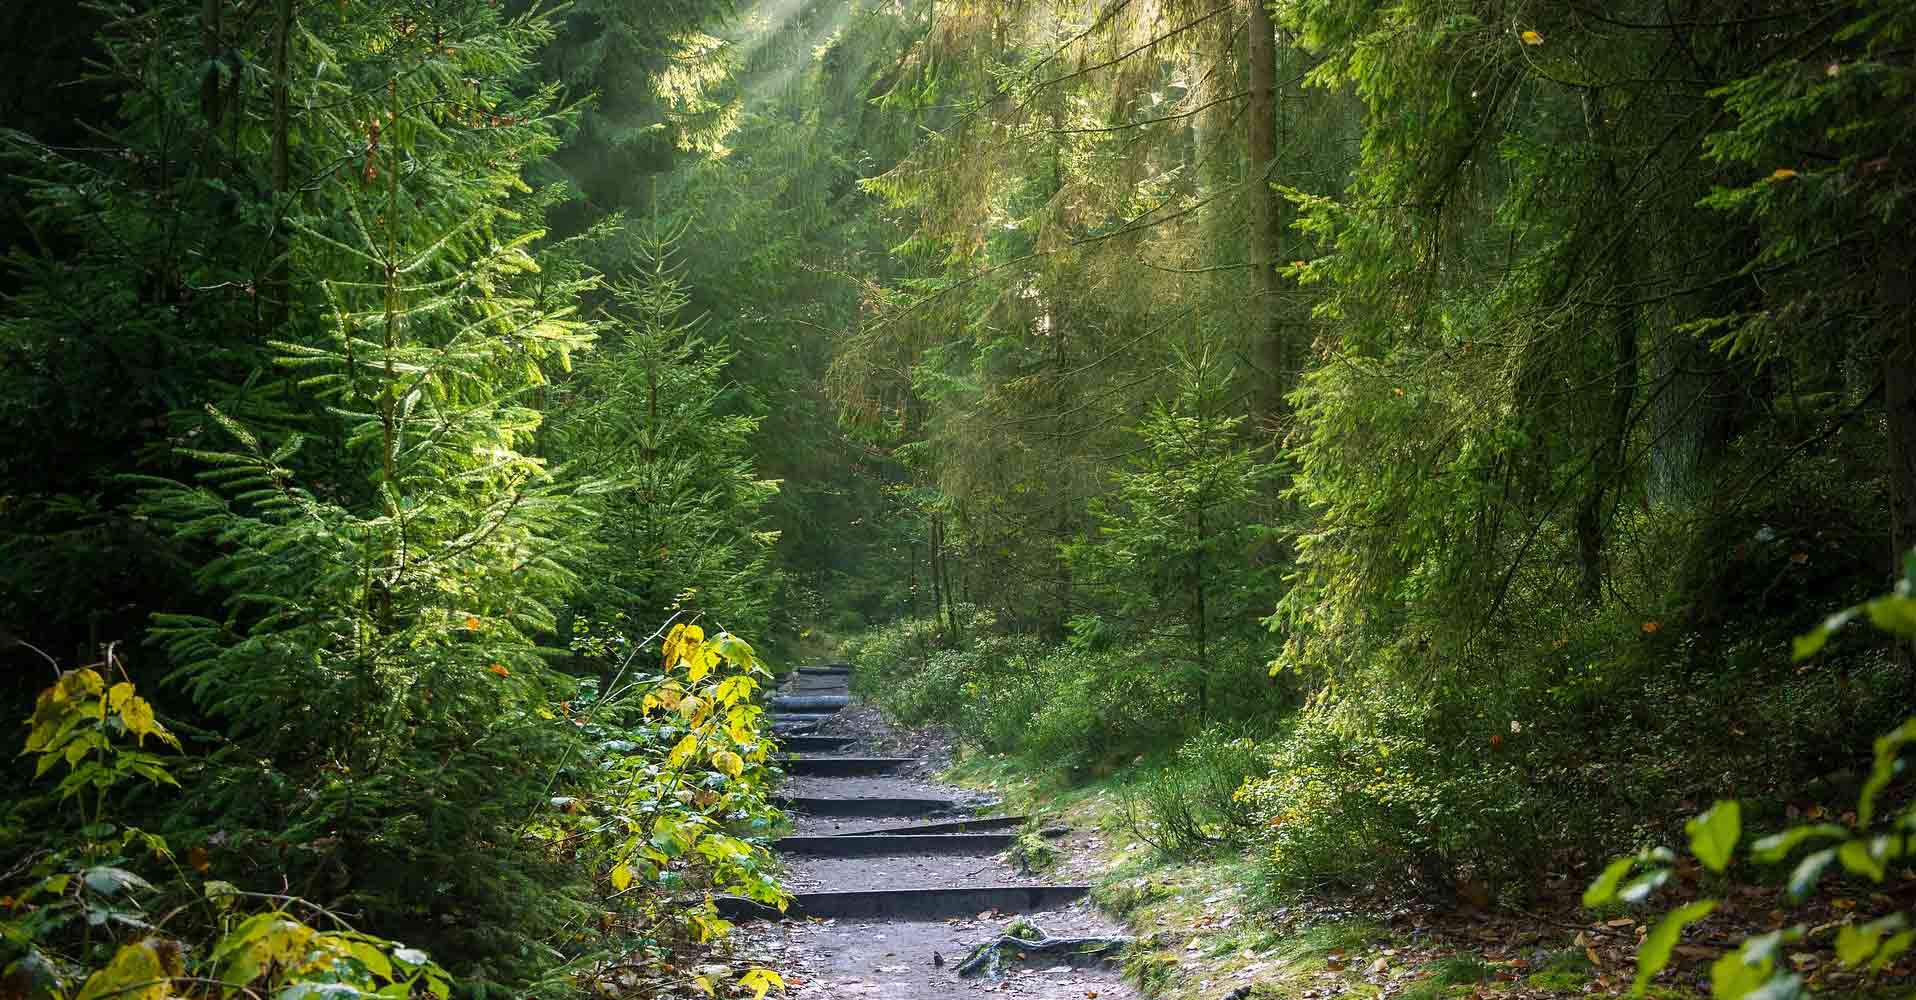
(548, 223, 780, 637)
(5, 0, 1916, 990)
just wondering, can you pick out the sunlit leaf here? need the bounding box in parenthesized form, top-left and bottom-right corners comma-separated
(1633, 900, 1715, 995)
(1686, 801, 1740, 872)
(1584, 856, 1635, 907)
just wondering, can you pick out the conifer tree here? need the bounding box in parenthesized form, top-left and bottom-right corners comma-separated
(115, 0, 608, 976)
(549, 223, 780, 638)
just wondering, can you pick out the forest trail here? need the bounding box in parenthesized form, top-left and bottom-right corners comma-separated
(726, 666, 1140, 999)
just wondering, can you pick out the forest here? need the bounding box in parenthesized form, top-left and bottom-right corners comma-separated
(2, 1, 1914, 1000)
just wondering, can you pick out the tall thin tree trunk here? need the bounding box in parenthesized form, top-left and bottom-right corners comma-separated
(1245, 0, 1285, 411)
(1575, 89, 1639, 606)
(928, 513, 945, 641)
(1194, 497, 1209, 720)
(1883, 230, 1916, 672)
(265, 0, 291, 330)
(199, 0, 223, 131)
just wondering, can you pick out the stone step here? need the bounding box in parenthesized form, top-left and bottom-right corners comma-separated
(773, 833, 1016, 856)
(775, 795, 959, 816)
(782, 756, 913, 777)
(828, 815, 1027, 836)
(778, 735, 861, 753)
(770, 712, 837, 727)
(716, 884, 1091, 921)
(771, 694, 848, 712)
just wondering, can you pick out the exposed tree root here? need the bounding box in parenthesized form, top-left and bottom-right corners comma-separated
(955, 922, 1132, 977)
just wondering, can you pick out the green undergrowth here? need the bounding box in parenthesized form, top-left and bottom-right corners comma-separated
(850, 592, 1908, 906)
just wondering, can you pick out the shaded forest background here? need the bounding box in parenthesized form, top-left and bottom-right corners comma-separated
(2, 0, 1915, 996)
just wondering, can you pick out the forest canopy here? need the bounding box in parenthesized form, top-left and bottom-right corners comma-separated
(3, 0, 1914, 998)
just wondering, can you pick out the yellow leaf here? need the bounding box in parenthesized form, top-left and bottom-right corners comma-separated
(716, 675, 757, 707)
(712, 751, 745, 778)
(1520, 29, 1543, 45)
(739, 968, 785, 1000)
(678, 695, 705, 723)
(715, 633, 755, 666)
(59, 668, 105, 701)
(108, 682, 136, 713)
(684, 624, 705, 645)
(117, 693, 179, 749)
(685, 645, 712, 684)
(1772, 167, 1799, 181)
(663, 624, 687, 671)
(690, 645, 720, 680)
(76, 939, 170, 1000)
(610, 864, 634, 892)
(693, 976, 716, 997)
(669, 733, 699, 767)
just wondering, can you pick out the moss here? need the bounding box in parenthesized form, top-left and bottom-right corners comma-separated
(1429, 952, 1492, 985)
(1526, 947, 1596, 992)
(1125, 950, 1182, 992)
(1527, 969, 1591, 992)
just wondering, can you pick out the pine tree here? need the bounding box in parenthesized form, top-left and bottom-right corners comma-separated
(1066, 346, 1280, 719)
(114, 0, 607, 977)
(548, 223, 780, 639)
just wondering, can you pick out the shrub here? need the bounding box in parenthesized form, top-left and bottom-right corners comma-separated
(1125, 726, 1262, 856)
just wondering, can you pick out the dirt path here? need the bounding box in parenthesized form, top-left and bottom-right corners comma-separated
(728, 667, 1142, 1000)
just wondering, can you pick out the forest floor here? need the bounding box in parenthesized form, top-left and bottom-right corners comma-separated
(937, 760, 1916, 1000)
(726, 683, 1916, 1000)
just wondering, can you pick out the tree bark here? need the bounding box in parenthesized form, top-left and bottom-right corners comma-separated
(265, 0, 292, 331)
(1245, 0, 1285, 411)
(199, 0, 223, 129)
(1884, 234, 1916, 672)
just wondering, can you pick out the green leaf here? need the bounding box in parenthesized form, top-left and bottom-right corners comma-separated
(391, 949, 430, 970)
(81, 867, 154, 898)
(1837, 924, 1881, 966)
(1585, 856, 1636, 907)
(1859, 719, 1916, 826)
(1787, 848, 1837, 899)
(1870, 929, 1914, 971)
(343, 939, 393, 980)
(1687, 801, 1741, 872)
(1711, 930, 1800, 1000)
(1743, 973, 1805, 1000)
(1834, 914, 1907, 968)
(1865, 595, 1916, 637)
(1633, 900, 1716, 996)
(1750, 824, 1846, 864)
(1619, 869, 1672, 904)
(1792, 608, 1856, 660)
(1711, 945, 1771, 1000)
(1836, 836, 1897, 882)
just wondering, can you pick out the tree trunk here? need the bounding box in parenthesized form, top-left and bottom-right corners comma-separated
(1884, 231, 1916, 672)
(265, 0, 291, 331)
(1574, 89, 1638, 606)
(928, 512, 946, 641)
(199, 0, 223, 130)
(1245, 0, 1285, 411)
